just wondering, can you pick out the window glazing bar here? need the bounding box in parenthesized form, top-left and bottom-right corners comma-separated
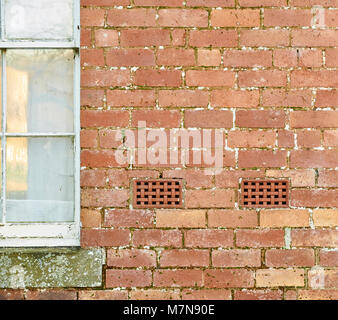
(1, 49, 7, 224)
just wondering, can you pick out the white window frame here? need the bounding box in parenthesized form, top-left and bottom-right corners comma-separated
(0, 0, 80, 247)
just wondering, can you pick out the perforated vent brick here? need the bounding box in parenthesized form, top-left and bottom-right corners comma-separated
(133, 179, 183, 209)
(241, 180, 289, 208)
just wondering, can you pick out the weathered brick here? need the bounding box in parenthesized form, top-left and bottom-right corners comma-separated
(159, 249, 209, 267)
(291, 229, 338, 247)
(156, 210, 206, 228)
(106, 270, 152, 288)
(260, 210, 310, 228)
(204, 269, 255, 288)
(208, 210, 258, 228)
(256, 269, 305, 287)
(212, 249, 261, 267)
(265, 249, 315, 267)
(184, 229, 234, 248)
(236, 229, 285, 248)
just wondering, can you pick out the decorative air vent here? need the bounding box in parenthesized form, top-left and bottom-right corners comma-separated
(133, 179, 183, 209)
(241, 180, 289, 208)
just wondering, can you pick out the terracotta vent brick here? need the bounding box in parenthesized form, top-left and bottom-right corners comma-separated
(241, 180, 289, 208)
(133, 179, 183, 209)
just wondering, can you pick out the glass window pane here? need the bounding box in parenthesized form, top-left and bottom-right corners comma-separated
(6, 137, 74, 223)
(6, 49, 74, 133)
(5, 0, 73, 40)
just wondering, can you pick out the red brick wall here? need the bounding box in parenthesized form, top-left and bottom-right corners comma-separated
(78, 0, 338, 300)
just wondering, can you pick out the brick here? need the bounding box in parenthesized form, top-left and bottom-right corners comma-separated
(208, 210, 258, 228)
(184, 110, 233, 128)
(107, 9, 156, 27)
(81, 110, 129, 128)
(326, 49, 338, 67)
(107, 249, 156, 267)
(157, 48, 195, 66)
(291, 229, 338, 247)
(215, 169, 265, 188)
(211, 9, 260, 27)
(260, 210, 310, 228)
(104, 209, 154, 228)
(81, 8, 105, 27)
(81, 89, 104, 107)
(298, 49, 322, 67)
(171, 29, 186, 46)
(291, 70, 338, 87)
(297, 130, 321, 148)
(182, 289, 232, 300)
(308, 269, 338, 289)
(320, 250, 338, 267)
(107, 90, 155, 107)
(291, 0, 338, 6)
(159, 249, 209, 267)
(212, 249, 261, 267)
(158, 9, 208, 27)
(156, 210, 206, 228)
(238, 70, 287, 87)
(120, 29, 171, 47)
(106, 48, 155, 67)
(236, 110, 285, 128)
(25, 290, 77, 300)
(323, 130, 338, 147)
(290, 111, 338, 128)
(0, 290, 24, 300)
(184, 229, 234, 248)
(81, 130, 98, 148)
(134, 70, 182, 87)
(316, 90, 338, 107)
(106, 270, 152, 288)
(313, 209, 338, 227)
(129, 289, 180, 300)
(133, 229, 182, 247)
(163, 169, 213, 188)
(325, 9, 338, 28)
(80, 169, 105, 187)
(228, 131, 275, 148)
(256, 269, 305, 287)
(78, 290, 128, 300)
(204, 269, 254, 288)
(292, 30, 338, 47)
(95, 29, 119, 47)
(81, 209, 102, 228)
(239, 0, 286, 5)
(318, 171, 338, 187)
(159, 90, 209, 107)
(186, 70, 235, 87)
(132, 110, 181, 128)
(134, 0, 183, 5)
(82, 0, 130, 4)
(240, 30, 289, 47)
(290, 150, 338, 168)
(234, 289, 283, 300)
(99, 130, 124, 149)
(81, 49, 104, 67)
(273, 49, 298, 67)
(186, 189, 236, 208)
(189, 30, 238, 47)
(298, 290, 338, 300)
(291, 189, 338, 207)
(153, 270, 203, 287)
(265, 249, 315, 267)
(264, 9, 312, 26)
(81, 29, 91, 47)
(80, 229, 130, 247)
(198, 49, 222, 66)
(81, 188, 129, 207)
(278, 130, 295, 148)
(81, 69, 131, 87)
(284, 290, 298, 300)
(238, 150, 287, 168)
(211, 90, 259, 108)
(223, 50, 272, 67)
(81, 149, 126, 168)
(236, 229, 285, 248)
(187, 0, 234, 6)
(266, 169, 316, 187)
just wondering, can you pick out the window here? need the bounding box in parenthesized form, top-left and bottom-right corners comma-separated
(0, 0, 80, 246)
